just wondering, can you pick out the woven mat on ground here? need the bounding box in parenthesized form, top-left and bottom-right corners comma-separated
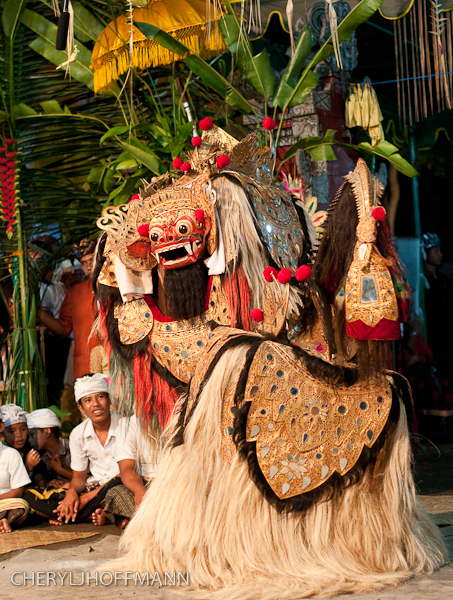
(0, 529, 98, 555)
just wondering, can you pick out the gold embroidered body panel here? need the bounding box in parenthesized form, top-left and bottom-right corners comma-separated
(244, 341, 392, 499)
(115, 298, 154, 344)
(345, 249, 399, 328)
(186, 327, 261, 436)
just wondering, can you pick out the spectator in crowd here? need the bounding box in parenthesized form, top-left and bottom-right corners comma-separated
(27, 408, 72, 487)
(0, 413, 31, 533)
(38, 239, 104, 380)
(30, 238, 70, 404)
(0, 404, 45, 485)
(421, 233, 453, 441)
(92, 414, 160, 527)
(422, 233, 453, 374)
(53, 374, 121, 524)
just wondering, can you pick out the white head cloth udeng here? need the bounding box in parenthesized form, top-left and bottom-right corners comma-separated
(74, 373, 109, 403)
(27, 408, 62, 429)
(0, 404, 29, 428)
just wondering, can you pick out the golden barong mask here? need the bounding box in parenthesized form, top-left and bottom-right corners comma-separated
(97, 173, 217, 274)
(145, 206, 211, 270)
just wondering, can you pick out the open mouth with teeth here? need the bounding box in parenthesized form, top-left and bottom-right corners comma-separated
(153, 238, 204, 269)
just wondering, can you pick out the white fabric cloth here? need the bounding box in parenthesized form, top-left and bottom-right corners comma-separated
(40, 281, 66, 317)
(204, 209, 226, 275)
(0, 404, 29, 428)
(116, 415, 160, 478)
(74, 373, 109, 403)
(27, 408, 62, 429)
(0, 444, 31, 494)
(115, 256, 154, 302)
(69, 412, 120, 486)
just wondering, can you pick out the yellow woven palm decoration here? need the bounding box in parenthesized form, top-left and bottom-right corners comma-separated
(90, 0, 226, 93)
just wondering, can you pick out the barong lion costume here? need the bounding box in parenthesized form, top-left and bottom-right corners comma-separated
(93, 124, 316, 437)
(107, 159, 447, 598)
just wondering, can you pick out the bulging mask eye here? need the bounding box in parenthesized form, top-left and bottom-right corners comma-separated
(151, 233, 158, 242)
(179, 225, 188, 234)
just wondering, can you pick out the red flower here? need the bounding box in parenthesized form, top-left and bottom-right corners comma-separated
(372, 206, 386, 221)
(216, 155, 230, 168)
(130, 193, 140, 202)
(138, 224, 149, 237)
(180, 161, 191, 172)
(0, 158, 7, 164)
(263, 117, 276, 130)
(199, 117, 213, 131)
(173, 157, 183, 169)
(295, 264, 312, 282)
(6, 152, 17, 159)
(263, 266, 278, 282)
(194, 209, 205, 223)
(4, 138, 17, 145)
(277, 268, 292, 284)
(250, 308, 264, 322)
(192, 136, 202, 147)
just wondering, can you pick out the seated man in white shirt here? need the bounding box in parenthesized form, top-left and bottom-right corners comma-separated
(91, 414, 159, 527)
(54, 373, 121, 524)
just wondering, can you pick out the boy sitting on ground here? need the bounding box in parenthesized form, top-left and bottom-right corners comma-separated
(27, 408, 72, 488)
(0, 404, 46, 486)
(0, 414, 31, 533)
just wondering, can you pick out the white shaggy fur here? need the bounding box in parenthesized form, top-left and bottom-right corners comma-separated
(105, 345, 447, 598)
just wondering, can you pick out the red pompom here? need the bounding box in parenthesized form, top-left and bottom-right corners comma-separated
(199, 117, 213, 131)
(216, 155, 230, 168)
(277, 268, 292, 284)
(263, 117, 277, 130)
(295, 264, 312, 282)
(180, 161, 191, 172)
(194, 209, 205, 223)
(372, 206, 386, 221)
(263, 266, 278, 282)
(138, 224, 149, 237)
(173, 157, 183, 169)
(130, 193, 140, 202)
(250, 308, 264, 322)
(192, 136, 202, 147)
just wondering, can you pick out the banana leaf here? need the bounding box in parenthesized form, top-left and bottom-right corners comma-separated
(20, 8, 95, 90)
(121, 140, 160, 175)
(2, 0, 29, 37)
(278, 0, 385, 112)
(134, 21, 256, 115)
(220, 8, 275, 100)
(283, 130, 417, 177)
(273, 27, 312, 108)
